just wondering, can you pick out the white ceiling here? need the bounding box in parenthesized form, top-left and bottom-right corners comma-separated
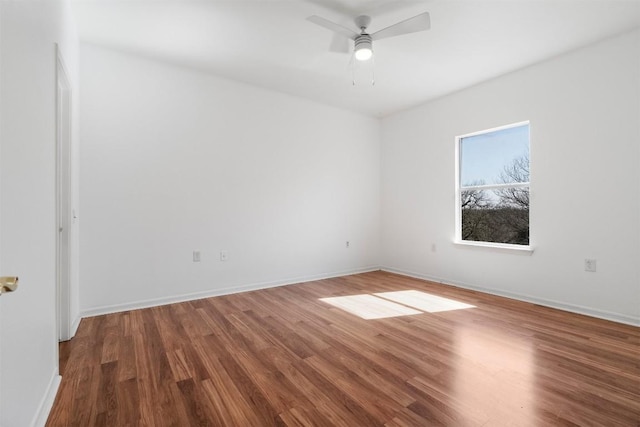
(72, 0, 640, 117)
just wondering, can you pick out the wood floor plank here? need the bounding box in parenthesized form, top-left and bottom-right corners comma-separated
(47, 271, 640, 426)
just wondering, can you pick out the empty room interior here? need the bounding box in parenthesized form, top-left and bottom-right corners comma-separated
(1, 0, 639, 426)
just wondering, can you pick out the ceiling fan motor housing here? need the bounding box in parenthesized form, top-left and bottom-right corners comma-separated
(355, 33, 373, 53)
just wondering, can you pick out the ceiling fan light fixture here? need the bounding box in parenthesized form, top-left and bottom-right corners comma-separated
(307, 11, 431, 65)
(354, 34, 373, 61)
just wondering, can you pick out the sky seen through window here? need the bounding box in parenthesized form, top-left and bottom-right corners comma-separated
(460, 124, 529, 186)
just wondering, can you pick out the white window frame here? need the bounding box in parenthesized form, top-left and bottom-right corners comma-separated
(454, 121, 533, 252)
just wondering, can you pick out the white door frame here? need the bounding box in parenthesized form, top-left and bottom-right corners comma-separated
(56, 45, 72, 342)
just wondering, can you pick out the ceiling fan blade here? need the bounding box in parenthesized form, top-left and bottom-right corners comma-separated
(371, 12, 430, 41)
(307, 15, 358, 40)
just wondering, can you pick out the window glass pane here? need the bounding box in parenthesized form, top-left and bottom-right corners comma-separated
(460, 124, 529, 186)
(461, 187, 529, 245)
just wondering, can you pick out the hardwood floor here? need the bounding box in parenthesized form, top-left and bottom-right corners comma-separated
(47, 271, 640, 426)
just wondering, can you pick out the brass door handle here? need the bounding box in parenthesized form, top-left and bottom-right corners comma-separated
(0, 276, 19, 295)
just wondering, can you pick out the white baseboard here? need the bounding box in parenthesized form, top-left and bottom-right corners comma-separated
(79, 265, 638, 326)
(81, 266, 380, 318)
(381, 267, 640, 327)
(30, 370, 61, 427)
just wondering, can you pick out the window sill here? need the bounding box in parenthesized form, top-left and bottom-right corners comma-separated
(453, 240, 534, 254)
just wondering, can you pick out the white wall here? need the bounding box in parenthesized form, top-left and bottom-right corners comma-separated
(381, 29, 640, 325)
(79, 44, 380, 314)
(0, 1, 80, 426)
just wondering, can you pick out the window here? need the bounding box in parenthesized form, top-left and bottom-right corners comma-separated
(455, 122, 530, 248)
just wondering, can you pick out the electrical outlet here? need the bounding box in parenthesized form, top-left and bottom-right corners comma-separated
(431, 243, 437, 252)
(220, 250, 228, 262)
(346, 241, 350, 248)
(193, 251, 201, 262)
(584, 259, 596, 272)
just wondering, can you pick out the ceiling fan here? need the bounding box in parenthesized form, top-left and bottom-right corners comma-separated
(307, 12, 431, 61)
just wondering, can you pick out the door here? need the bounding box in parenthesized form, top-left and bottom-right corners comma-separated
(56, 46, 72, 342)
(1, 2, 4, 417)
(1, 5, 70, 424)
(0, 170, 3, 427)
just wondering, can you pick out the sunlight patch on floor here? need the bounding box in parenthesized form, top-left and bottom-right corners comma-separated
(375, 290, 476, 313)
(319, 294, 422, 320)
(320, 290, 475, 320)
